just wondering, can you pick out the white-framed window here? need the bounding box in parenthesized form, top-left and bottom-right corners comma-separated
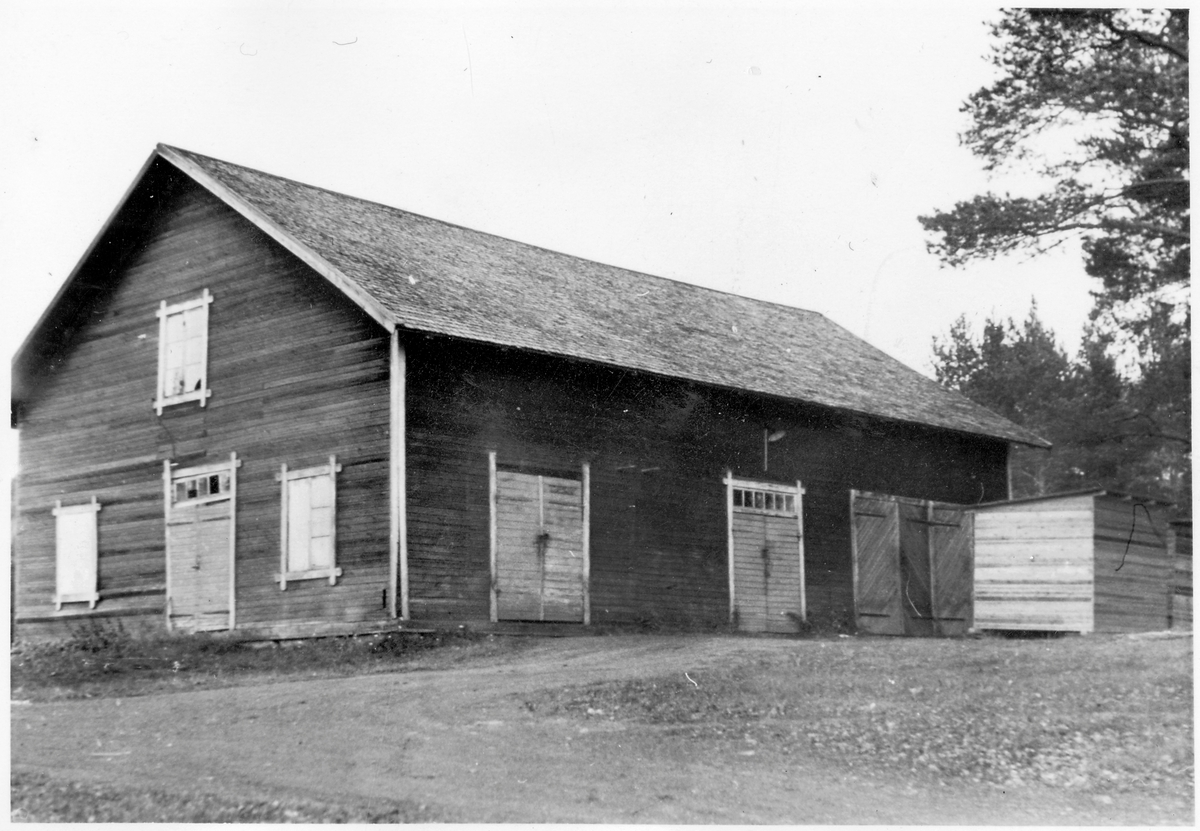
(155, 289, 213, 414)
(732, 486, 797, 516)
(171, 468, 233, 507)
(53, 497, 101, 610)
(275, 456, 344, 589)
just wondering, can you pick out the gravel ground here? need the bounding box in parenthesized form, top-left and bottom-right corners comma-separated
(12, 633, 1194, 824)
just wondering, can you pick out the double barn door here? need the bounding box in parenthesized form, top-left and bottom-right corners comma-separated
(851, 490, 973, 636)
(164, 455, 240, 632)
(492, 466, 589, 623)
(727, 477, 806, 633)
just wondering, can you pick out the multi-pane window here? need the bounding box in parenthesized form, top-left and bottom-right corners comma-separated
(53, 497, 101, 610)
(732, 487, 797, 516)
(172, 470, 232, 506)
(276, 457, 344, 588)
(156, 289, 213, 414)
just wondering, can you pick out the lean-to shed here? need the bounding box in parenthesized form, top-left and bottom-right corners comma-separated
(973, 491, 1175, 634)
(11, 145, 1046, 641)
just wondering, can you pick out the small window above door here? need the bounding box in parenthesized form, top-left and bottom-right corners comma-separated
(732, 486, 797, 516)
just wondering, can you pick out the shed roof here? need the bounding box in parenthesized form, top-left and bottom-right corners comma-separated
(15, 144, 1049, 447)
(974, 489, 1177, 509)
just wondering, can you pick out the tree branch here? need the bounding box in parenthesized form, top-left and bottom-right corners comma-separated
(1101, 16, 1189, 63)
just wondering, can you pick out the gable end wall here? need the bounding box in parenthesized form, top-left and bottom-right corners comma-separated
(14, 179, 392, 638)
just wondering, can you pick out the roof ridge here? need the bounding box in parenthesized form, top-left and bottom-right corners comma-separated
(158, 144, 831, 321)
(153, 144, 1048, 448)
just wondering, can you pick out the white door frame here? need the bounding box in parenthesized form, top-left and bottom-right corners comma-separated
(723, 472, 806, 626)
(163, 452, 241, 631)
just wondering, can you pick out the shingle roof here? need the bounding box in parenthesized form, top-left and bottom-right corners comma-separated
(159, 145, 1046, 447)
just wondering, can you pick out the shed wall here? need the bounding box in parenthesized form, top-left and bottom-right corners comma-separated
(973, 495, 1095, 632)
(1091, 496, 1171, 633)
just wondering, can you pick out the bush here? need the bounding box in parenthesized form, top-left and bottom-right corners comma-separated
(64, 619, 133, 656)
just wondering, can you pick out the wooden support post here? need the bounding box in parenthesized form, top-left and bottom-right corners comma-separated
(1005, 444, 1014, 501)
(162, 460, 173, 631)
(327, 455, 339, 587)
(796, 480, 807, 623)
(926, 499, 937, 636)
(488, 451, 498, 623)
(228, 452, 238, 630)
(848, 489, 859, 629)
(582, 461, 591, 626)
(724, 470, 735, 625)
(278, 463, 289, 591)
(537, 476, 546, 622)
(389, 330, 408, 620)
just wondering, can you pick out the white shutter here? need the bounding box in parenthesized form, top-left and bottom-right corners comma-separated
(53, 498, 101, 610)
(288, 476, 314, 572)
(276, 457, 343, 588)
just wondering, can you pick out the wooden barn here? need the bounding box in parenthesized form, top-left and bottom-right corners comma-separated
(11, 144, 1045, 641)
(973, 491, 1176, 634)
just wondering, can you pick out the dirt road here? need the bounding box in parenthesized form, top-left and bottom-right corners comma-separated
(10, 635, 1180, 823)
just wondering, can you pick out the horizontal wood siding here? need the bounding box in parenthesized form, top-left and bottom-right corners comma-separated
(1091, 496, 1171, 633)
(15, 176, 391, 639)
(404, 337, 1007, 630)
(973, 497, 1095, 633)
(15, 165, 1011, 638)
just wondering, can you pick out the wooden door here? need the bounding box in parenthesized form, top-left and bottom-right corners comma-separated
(728, 480, 805, 634)
(851, 491, 904, 635)
(930, 505, 974, 634)
(852, 491, 973, 636)
(898, 501, 935, 635)
(494, 471, 585, 622)
(165, 457, 238, 632)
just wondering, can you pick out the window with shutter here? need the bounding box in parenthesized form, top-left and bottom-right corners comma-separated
(53, 497, 101, 610)
(275, 457, 344, 588)
(155, 290, 213, 414)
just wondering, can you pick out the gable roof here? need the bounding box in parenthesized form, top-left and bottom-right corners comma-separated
(14, 144, 1048, 448)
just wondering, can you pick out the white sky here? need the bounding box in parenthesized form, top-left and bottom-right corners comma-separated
(0, 2, 1099, 465)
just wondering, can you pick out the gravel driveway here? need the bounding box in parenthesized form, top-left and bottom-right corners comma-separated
(10, 635, 1181, 823)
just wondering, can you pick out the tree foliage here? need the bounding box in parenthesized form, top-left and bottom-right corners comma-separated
(923, 9, 1189, 508)
(921, 8, 1188, 324)
(934, 306, 1190, 507)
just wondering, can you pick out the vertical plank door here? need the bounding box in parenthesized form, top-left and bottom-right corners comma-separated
(730, 481, 804, 634)
(851, 492, 904, 635)
(167, 501, 231, 632)
(930, 506, 974, 635)
(494, 471, 585, 622)
(165, 457, 238, 633)
(540, 476, 586, 622)
(898, 501, 935, 635)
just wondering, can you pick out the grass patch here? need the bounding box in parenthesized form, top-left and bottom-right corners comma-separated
(530, 634, 1193, 796)
(10, 770, 443, 823)
(12, 620, 529, 702)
